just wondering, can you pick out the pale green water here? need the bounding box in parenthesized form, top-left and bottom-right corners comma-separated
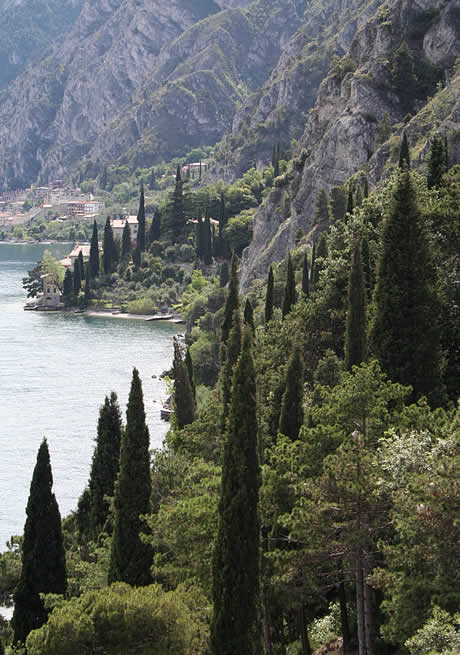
(0, 243, 178, 550)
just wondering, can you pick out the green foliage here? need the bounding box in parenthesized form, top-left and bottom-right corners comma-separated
(376, 112, 392, 145)
(223, 208, 255, 256)
(265, 265, 274, 324)
(427, 135, 447, 188)
(278, 346, 305, 440)
(392, 41, 417, 113)
(12, 440, 66, 646)
(282, 253, 296, 317)
(26, 583, 209, 655)
(136, 185, 146, 252)
(405, 607, 460, 655)
(344, 239, 367, 370)
(126, 297, 157, 315)
(89, 220, 100, 278)
(173, 339, 196, 429)
(109, 369, 152, 586)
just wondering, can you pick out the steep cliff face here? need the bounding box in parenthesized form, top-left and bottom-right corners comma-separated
(0, 0, 301, 189)
(240, 0, 460, 291)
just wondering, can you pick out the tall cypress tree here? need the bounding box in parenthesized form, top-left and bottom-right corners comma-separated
(344, 239, 367, 371)
(278, 346, 305, 440)
(217, 192, 227, 258)
(204, 211, 212, 265)
(399, 132, 411, 169)
(173, 340, 196, 429)
(315, 189, 331, 232)
(185, 348, 196, 399)
(121, 221, 132, 261)
(170, 166, 186, 243)
(265, 266, 274, 324)
(211, 329, 262, 655)
(427, 136, 447, 188)
(136, 185, 146, 252)
(282, 252, 296, 318)
(360, 234, 372, 302)
(89, 220, 100, 278)
(221, 309, 242, 432)
(302, 253, 310, 298)
(88, 393, 122, 537)
(78, 249, 85, 280)
(244, 298, 255, 334)
(102, 216, 115, 274)
(12, 439, 66, 646)
(108, 369, 152, 586)
(73, 257, 81, 295)
(149, 209, 161, 244)
(221, 252, 239, 345)
(312, 234, 328, 287)
(346, 186, 354, 215)
(84, 262, 91, 304)
(310, 243, 316, 287)
(369, 169, 443, 404)
(63, 268, 73, 305)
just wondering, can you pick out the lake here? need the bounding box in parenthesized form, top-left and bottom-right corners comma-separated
(0, 242, 178, 551)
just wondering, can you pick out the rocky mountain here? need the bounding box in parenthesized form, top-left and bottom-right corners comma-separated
(239, 0, 460, 290)
(0, 0, 303, 189)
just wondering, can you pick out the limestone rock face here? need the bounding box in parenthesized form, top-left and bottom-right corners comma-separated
(0, 0, 300, 189)
(240, 0, 459, 291)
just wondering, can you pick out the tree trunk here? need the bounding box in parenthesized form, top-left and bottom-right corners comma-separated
(356, 548, 366, 655)
(298, 605, 312, 655)
(263, 604, 273, 655)
(363, 549, 375, 655)
(337, 561, 351, 653)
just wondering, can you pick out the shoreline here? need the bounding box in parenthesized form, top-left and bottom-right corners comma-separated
(82, 309, 184, 323)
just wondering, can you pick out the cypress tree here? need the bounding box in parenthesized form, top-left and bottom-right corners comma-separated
(221, 252, 239, 345)
(369, 169, 443, 404)
(221, 309, 242, 432)
(278, 346, 305, 440)
(355, 184, 363, 208)
(265, 265, 274, 324)
(363, 177, 369, 198)
(301, 253, 310, 298)
(360, 234, 372, 302)
(314, 189, 331, 232)
(211, 329, 262, 655)
(84, 262, 91, 304)
(219, 261, 230, 288)
(102, 216, 115, 274)
(149, 168, 156, 190)
(391, 41, 417, 114)
(132, 245, 141, 269)
(149, 209, 161, 244)
(185, 348, 196, 399)
(63, 268, 73, 303)
(244, 298, 255, 334)
(170, 166, 186, 243)
(136, 185, 146, 252)
(12, 439, 66, 646)
(217, 192, 227, 258)
(312, 233, 328, 287)
(73, 257, 81, 295)
(346, 186, 354, 215)
(121, 221, 132, 261)
(310, 243, 316, 287)
(427, 136, 447, 188)
(196, 216, 205, 260)
(88, 393, 122, 537)
(78, 249, 85, 280)
(173, 340, 196, 429)
(89, 220, 100, 278)
(204, 211, 212, 265)
(108, 369, 152, 586)
(399, 132, 411, 169)
(282, 252, 296, 318)
(344, 239, 367, 371)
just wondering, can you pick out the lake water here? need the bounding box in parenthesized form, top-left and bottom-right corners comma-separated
(0, 242, 178, 551)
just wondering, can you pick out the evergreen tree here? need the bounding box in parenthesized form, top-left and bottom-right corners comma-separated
(84, 262, 91, 304)
(369, 169, 443, 404)
(282, 252, 296, 318)
(102, 216, 115, 274)
(89, 220, 100, 278)
(217, 192, 227, 258)
(312, 234, 328, 287)
(172, 340, 195, 429)
(330, 186, 347, 222)
(109, 369, 152, 586)
(73, 257, 81, 295)
(221, 252, 239, 345)
(244, 298, 255, 334)
(310, 242, 316, 287)
(99, 164, 108, 190)
(136, 185, 146, 252)
(346, 186, 354, 215)
(88, 393, 122, 537)
(185, 349, 196, 399)
(301, 253, 310, 298)
(360, 234, 372, 302)
(204, 212, 212, 265)
(149, 209, 161, 244)
(196, 216, 205, 260)
(427, 136, 447, 188)
(391, 41, 417, 114)
(78, 250, 85, 280)
(314, 189, 331, 232)
(219, 261, 230, 288)
(12, 439, 66, 646)
(169, 166, 186, 243)
(121, 221, 132, 261)
(399, 132, 411, 169)
(278, 346, 305, 440)
(221, 309, 242, 432)
(355, 184, 363, 208)
(344, 239, 367, 371)
(364, 177, 369, 198)
(265, 265, 274, 324)
(149, 168, 156, 190)
(211, 329, 262, 655)
(63, 268, 73, 304)
(132, 245, 141, 269)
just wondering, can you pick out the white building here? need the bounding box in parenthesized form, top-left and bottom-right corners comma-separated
(111, 216, 138, 245)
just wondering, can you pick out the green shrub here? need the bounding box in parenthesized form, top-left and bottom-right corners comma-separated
(126, 298, 157, 315)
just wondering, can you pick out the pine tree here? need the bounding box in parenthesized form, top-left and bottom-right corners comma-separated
(221, 252, 239, 345)
(427, 136, 447, 188)
(121, 221, 132, 261)
(265, 265, 274, 324)
(173, 340, 195, 429)
(88, 393, 122, 537)
(399, 132, 411, 169)
(73, 257, 81, 295)
(211, 329, 262, 655)
(185, 349, 196, 399)
(103, 216, 115, 274)
(78, 250, 85, 280)
(344, 239, 367, 371)
(108, 369, 152, 585)
(369, 169, 443, 404)
(302, 253, 310, 298)
(136, 185, 146, 252)
(244, 298, 255, 334)
(278, 346, 305, 440)
(282, 252, 296, 318)
(12, 440, 66, 646)
(89, 220, 100, 278)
